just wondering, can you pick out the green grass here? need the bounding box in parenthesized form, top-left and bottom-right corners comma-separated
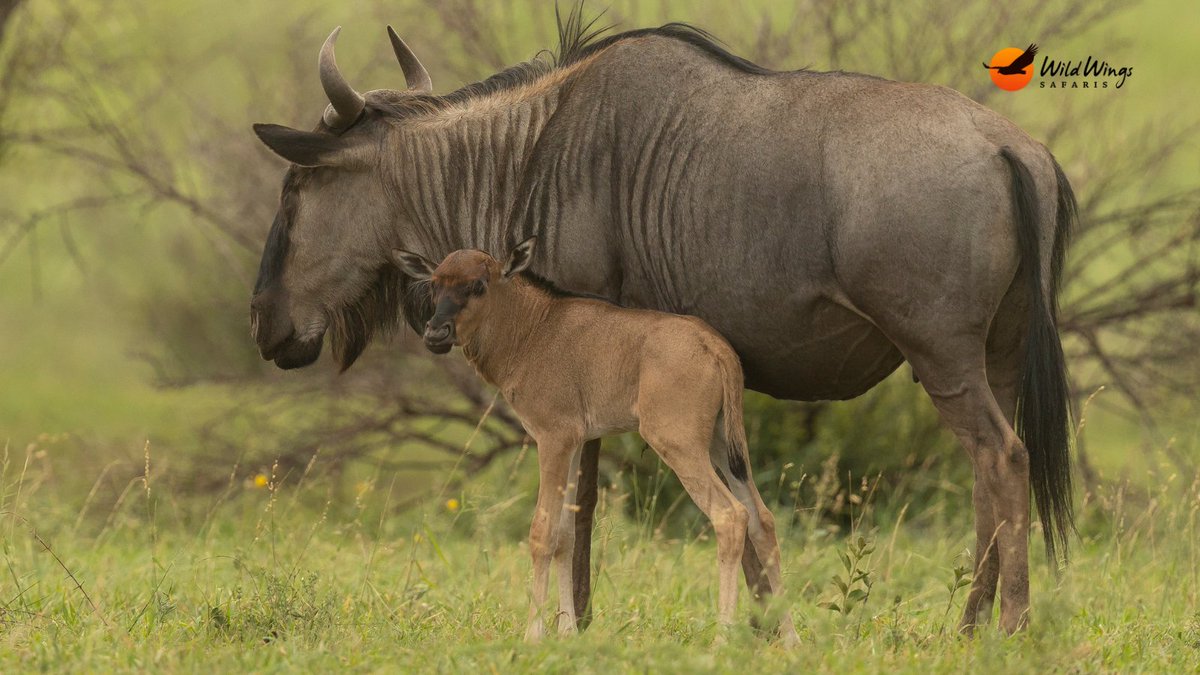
(2, 438, 1198, 673)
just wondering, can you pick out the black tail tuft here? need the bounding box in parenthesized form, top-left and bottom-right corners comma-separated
(1000, 147, 1076, 567)
(717, 348, 751, 483)
(727, 444, 748, 482)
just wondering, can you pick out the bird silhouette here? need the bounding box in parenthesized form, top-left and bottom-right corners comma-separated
(983, 44, 1038, 75)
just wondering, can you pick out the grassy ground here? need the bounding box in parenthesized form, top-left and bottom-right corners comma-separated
(2, 437, 1198, 673)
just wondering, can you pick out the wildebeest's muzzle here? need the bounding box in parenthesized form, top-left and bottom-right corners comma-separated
(251, 288, 324, 369)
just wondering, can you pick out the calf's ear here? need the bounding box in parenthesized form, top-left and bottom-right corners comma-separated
(391, 249, 436, 280)
(503, 236, 538, 278)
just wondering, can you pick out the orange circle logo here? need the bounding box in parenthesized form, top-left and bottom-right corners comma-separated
(984, 44, 1038, 91)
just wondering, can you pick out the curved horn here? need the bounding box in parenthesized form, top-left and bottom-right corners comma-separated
(387, 26, 432, 93)
(319, 27, 365, 128)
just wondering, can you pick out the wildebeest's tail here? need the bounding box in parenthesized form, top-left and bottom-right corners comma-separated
(716, 346, 750, 483)
(1000, 146, 1076, 566)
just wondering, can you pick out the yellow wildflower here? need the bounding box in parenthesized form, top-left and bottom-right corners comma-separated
(446, 498, 460, 512)
(253, 474, 269, 488)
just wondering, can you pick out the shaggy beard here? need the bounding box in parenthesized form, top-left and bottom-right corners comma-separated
(328, 265, 433, 371)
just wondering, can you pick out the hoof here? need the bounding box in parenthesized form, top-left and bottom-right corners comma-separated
(556, 614, 579, 637)
(524, 622, 545, 644)
(778, 629, 801, 649)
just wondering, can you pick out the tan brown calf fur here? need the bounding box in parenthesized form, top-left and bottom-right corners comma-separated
(393, 238, 799, 645)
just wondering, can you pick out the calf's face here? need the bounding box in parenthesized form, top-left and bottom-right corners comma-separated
(423, 252, 491, 353)
(391, 237, 538, 354)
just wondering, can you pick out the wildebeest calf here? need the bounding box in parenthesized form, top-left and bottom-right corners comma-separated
(393, 237, 799, 645)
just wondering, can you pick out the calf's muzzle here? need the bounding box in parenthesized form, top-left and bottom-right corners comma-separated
(423, 321, 454, 354)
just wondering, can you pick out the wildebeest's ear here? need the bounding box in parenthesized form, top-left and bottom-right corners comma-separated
(391, 249, 436, 281)
(503, 236, 537, 278)
(253, 123, 358, 167)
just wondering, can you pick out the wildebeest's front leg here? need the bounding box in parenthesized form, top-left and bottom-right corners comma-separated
(554, 445, 583, 635)
(571, 438, 601, 630)
(525, 434, 581, 643)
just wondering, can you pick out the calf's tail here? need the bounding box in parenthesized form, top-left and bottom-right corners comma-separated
(716, 348, 751, 483)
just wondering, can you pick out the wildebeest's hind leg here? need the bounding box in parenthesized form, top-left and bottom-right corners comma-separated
(711, 431, 801, 647)
(570, 438, 601, 630)
(959, 289, 1028, 635)
(904, 344, 1032, 635)
(524, 434, 582, 643)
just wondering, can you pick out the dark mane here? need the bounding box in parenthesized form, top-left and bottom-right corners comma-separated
(370, 4, 773, 119)
(561, 21, 773, 76)
(519, 271, 617, 305)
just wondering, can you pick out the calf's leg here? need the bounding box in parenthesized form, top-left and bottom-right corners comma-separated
(643, 426, 748, 639)
(712, 435, 800, 647)
(525, 435, 581, 643)
(741, 539, 771, 607)
(740, 533, 773, 636)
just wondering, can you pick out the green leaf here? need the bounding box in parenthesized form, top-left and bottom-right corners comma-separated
(838, 551, 852, 572)
(847, 589, 868, 603)
(818, 601, 842, 613)
(832, 577, 849, 594)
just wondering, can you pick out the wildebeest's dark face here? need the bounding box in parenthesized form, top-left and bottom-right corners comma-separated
(249, 26, 433, 370)
(249, 143, 393, 369)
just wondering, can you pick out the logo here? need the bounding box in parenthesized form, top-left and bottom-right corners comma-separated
(982, 43, 1133, 91)
(1040, 56, 1133, 89)
(983, 44, 1038, 91)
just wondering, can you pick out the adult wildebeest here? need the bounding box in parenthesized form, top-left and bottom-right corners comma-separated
(250, 9, 1075, 635)
(391, 238, 800, 644)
